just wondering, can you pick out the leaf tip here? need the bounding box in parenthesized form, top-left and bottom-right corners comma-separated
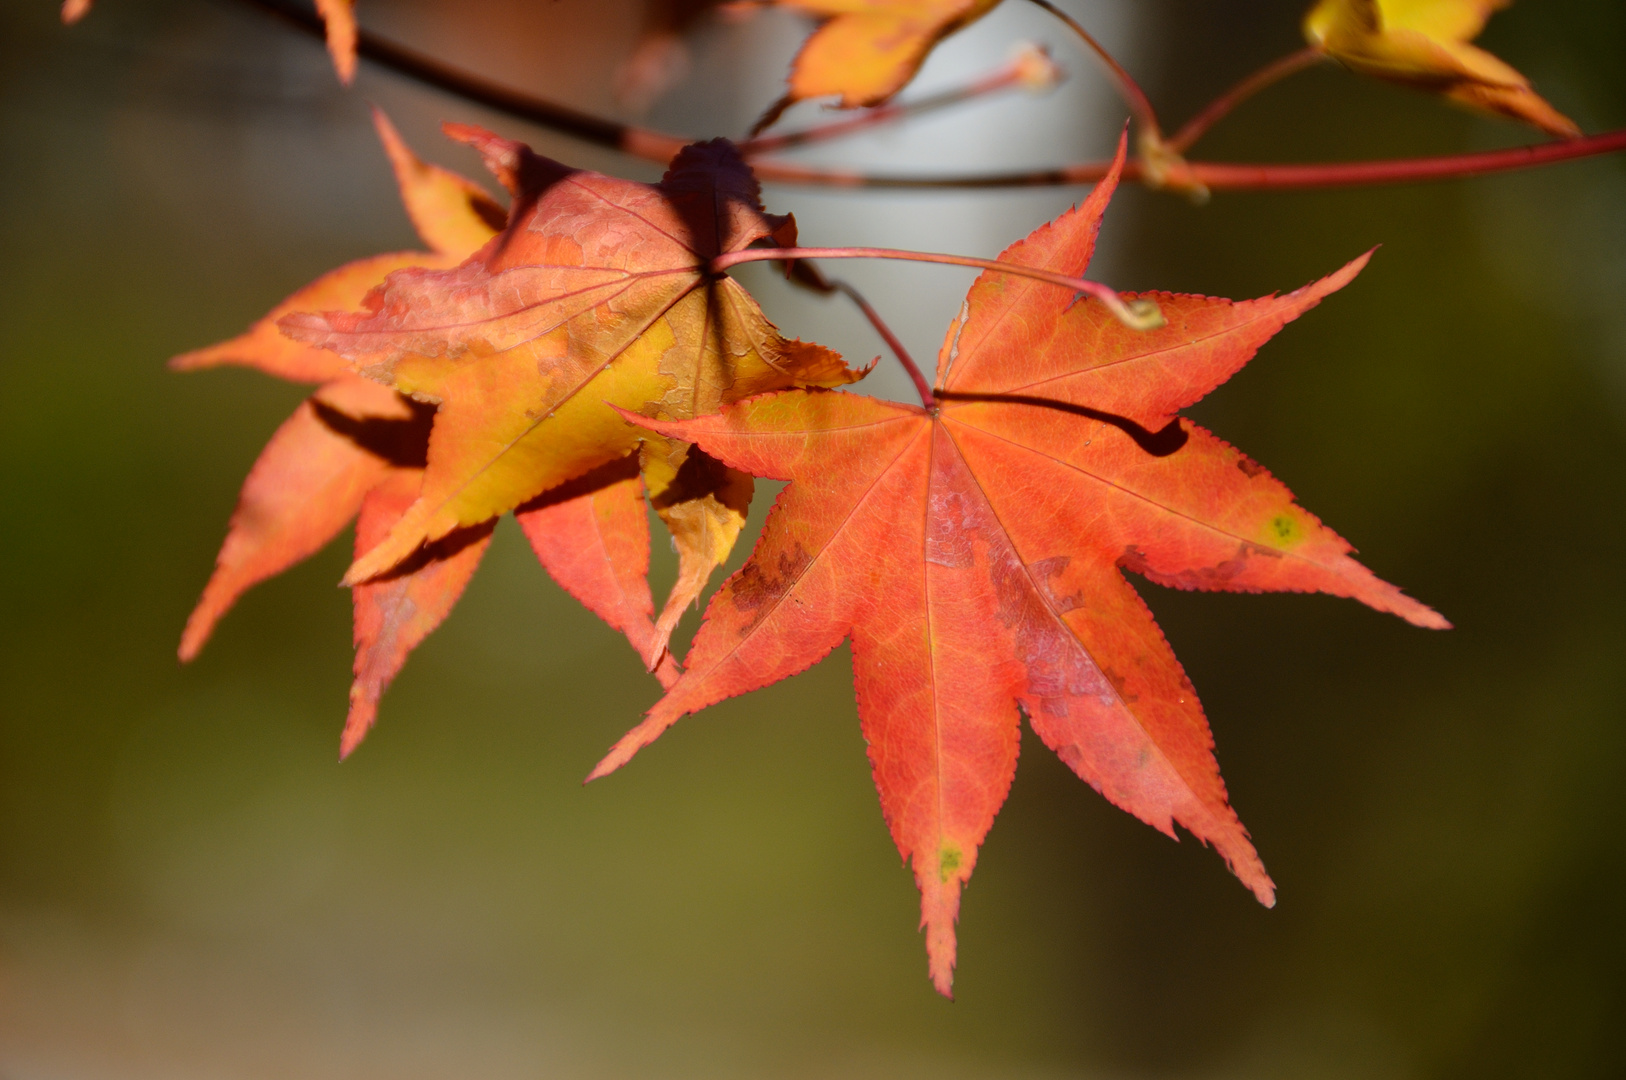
(642, 635, 673, 676)
(177, 595, 224, 664)
(588, 705, 689, 783)
(339, 686, 376, 760)
(1408, 606, 1453, 631)
(316, 0, 358, 85)
(368, 102, 401, 152)
(583, 753, 624, 785)
(925, 930, 958, 999)
(168, 348, 208, 373)
(337, 717, 369, 761)
(341, 546, 392, 587)
(608, 402, 684, 440)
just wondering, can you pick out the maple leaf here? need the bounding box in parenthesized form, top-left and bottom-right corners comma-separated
(173, 257, 460, 664)
(316, 0, 360, 84)
(1304, 0, 1579, 138)
(282, 128, 864, 666)
(768, 0, 1003, 113)
(63, 0, 358, 83)
(593, 149, 1448, 996)
(370, 108, 508, 258)
(179, 112, 678, 756)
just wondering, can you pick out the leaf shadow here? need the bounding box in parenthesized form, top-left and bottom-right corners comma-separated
(935, 390, 1190, 457)
(515, 453, 642, 513)
(311, 394, 436, 469)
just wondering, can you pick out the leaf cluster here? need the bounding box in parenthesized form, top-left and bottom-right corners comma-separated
(77, 0, 1610, 995)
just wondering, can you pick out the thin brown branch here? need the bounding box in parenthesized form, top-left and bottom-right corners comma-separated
(237, 0, 687, 163)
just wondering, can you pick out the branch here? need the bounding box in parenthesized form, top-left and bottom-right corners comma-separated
(1188, 129, 1626, 189)
(238, 0, 1051, 166)
(234, 0, 1626, 194)
(236, 0, 687, 163)
(748, 127, 1626, 189)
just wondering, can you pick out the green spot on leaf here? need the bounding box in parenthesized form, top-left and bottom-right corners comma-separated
(938, 846, 962, 882)
(1269, 514, 1302, 545)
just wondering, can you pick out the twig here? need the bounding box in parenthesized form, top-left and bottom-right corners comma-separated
(1185, 128, 1626, 189)
(235, 0, 688, 163)
(747, 127, 1626, 189)
(737, 50, 1055, 156)
(1021, 0, 1161, 138)
(1167, 48, 1325, 154)
(827, 279, 936, 409)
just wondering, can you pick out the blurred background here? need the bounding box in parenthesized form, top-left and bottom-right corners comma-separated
(2, 0, 1623, 1075)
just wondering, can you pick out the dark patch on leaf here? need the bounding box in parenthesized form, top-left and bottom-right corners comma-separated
(730, 543, 813, 625)
(311, 393, 435, 469)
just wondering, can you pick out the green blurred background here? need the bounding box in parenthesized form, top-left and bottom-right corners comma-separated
(2, 0, 1623, 1075)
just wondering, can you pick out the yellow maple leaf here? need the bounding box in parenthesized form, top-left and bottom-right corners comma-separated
(1304, 0, 1579, 138)
(283, 130, 864, 664)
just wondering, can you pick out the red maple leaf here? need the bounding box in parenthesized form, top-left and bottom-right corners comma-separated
(593, 153, 1448, 996)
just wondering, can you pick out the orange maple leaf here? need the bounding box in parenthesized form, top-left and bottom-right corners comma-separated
(1304, 0, 1579, 138)
(769, 0, 1003, 112)
(314, 0, 359, 84)
(179, 111, 677, 757)
(282, 131, 864, 667)
(594, 148, 1447, 996)
(63, 0, 359, 83)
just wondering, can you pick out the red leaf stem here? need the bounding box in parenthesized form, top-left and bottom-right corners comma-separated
(716, 247, 1164, 330)
(748, 127, 1626, 189)
(738, 52, 1050, 156)
(1167, 47, 1326, 154)
(829, 279, 936, 409)
(1023, 0, 1162, 137)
